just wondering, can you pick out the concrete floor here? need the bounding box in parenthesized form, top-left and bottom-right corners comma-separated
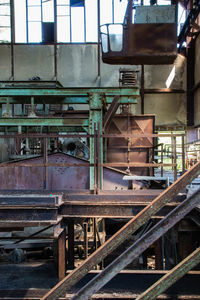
(0, 260, 58, 290)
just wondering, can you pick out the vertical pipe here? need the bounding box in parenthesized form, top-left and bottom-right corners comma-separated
(161, 144, 164, 177)
(94, 124, 97, 194)
(97, 123, 101, 192)
(17, 125, 22, 155)
(68, 221, 74, 269)
(25, 127, 30, 154)
(43, 136, 47, 190)
(182, 135, 185, 174)
(173, 136, 177, 181)
(58, 228, 66, 281)
(93, 218, 97, 251)
(141, 65, 144, 114)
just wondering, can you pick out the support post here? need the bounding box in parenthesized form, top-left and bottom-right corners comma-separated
(43, 136, 47, 190)
(68, 221, 74, 269)
(141, 65, 144, 114)
(93, 218, 97, 251)
(54, 223, 66, 282)
(83, 222, 88, 259)
(57, 228, 66, 281)
(173, 136, 177, 181)
(89, 93, 103, 190)
(155, 238, 163, 270)
(182, 134, 185, 174)
(161, 144, 163, 177)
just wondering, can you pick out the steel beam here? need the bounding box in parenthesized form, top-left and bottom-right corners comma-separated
(136, 247, 200, 300)
(0, 118, 88, 127)
(70, 188, 200, 300)
(60, 202, 179, 218)
(103, 95, 120, 130)
(0, 126, 87, 133)
(0, 207, 58, 222)
(0, 97, 138, 105)
(0, 87, 140, 97)
(41, 162, 200, 300)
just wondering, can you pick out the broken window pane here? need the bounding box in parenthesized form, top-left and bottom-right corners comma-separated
(70, 0, 84, 7)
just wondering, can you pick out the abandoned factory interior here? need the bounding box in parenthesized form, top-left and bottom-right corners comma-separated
(0, 0, 200, 299)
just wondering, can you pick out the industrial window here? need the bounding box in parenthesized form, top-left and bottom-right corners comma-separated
(1, 0, 184, 44)
(0, 0, 11, 43)
(2, 0, 127, 43)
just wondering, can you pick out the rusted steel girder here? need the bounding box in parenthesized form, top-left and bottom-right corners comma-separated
(41, 162, 200, 300)
(71, 188, 200, 300)
(103, 95, 120, 130)
(136, 247, 200, 300)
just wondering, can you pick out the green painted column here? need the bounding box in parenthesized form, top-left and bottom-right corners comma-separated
(89, 93, 103, 191)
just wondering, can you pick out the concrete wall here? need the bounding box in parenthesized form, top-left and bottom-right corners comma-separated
(143, 54, 186, 125)
(194, 35, 200, 127)
(0, 44, 187, 126)
(0, 45, 11, 80)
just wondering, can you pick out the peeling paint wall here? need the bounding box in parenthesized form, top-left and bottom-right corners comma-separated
(0, 44, 187, 126)
(194, 35, 200, 127)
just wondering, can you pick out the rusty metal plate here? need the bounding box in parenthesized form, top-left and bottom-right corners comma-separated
(0, 153, 130, 191)
(106, 114, 155, 176)
(102, 23, 177, 65)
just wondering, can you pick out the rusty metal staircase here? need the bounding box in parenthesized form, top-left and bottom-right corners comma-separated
(41, 161, 200, 300)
